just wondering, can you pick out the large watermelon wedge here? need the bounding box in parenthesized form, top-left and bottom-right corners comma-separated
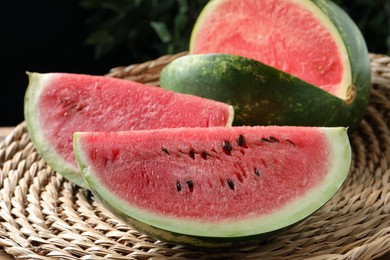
(24, 72, 234, 188)
(74, 126, 351, 247)
(161, 0, 371, 129)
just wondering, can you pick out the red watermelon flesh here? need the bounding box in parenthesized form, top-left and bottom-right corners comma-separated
(79, 127, 327, 219)
(190, 0, 350, 98)
(75, 126, 350, 237)
(24, 72, 234, 188)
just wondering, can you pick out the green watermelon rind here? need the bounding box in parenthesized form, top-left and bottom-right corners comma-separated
(311, 0, 371, 116)
(24, 72, 87, 188)
(160, 54, 363, 128)
(74, 127, 351, 247)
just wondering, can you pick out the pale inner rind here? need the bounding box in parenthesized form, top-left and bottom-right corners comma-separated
(25, 73, 84, 187)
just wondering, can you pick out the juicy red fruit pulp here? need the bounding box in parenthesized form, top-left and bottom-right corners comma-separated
(192, 0, 344, 96)
(38, 73, 232, 167)
(82, 127, 329, 222)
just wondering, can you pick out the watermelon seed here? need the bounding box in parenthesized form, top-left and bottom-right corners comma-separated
(176, 181, 182, 192)
(220, 178, 225, 187)
(237, 134, 246, 147)
(187, 180, 194, 192)
(227, 179, 234, 190)
(261, 159, 267, 168)
(201, 151, 210, 160)
(285, 139, 296, 147)
(162, 147, 169, 155)
(111, 148, 120, 161)
(235, 172, 245, 183)
(189, 150, 195, 160)
(234, 162, 247, 179)
(254, 167, 260, 177)
(222, 140, 233, 155)
(262, 137, 279, 143)
(261, 137, 271, 143)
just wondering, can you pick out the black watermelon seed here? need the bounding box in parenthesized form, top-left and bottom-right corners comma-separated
(269, 136, 279, 142)
(237, 134, 246, 147)
(162, 147, 169, 155)
(261, 137, 271, 143)
(286, 139, 296, 147)
(222, 140, 233, 154)
(176, 181, 182, 192)
(189, 150, 195, 159)
(227, 179, 235, 190)
(201, 151, 210, 159)
(254, 167, 260, 177)
(187, 180, 194, 192)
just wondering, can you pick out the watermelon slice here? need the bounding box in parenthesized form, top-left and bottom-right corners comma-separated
(190, 0, 370, 99)
(190, 0, 357, 97)
(74, 126, 351, 247)
(161, 0, 371, 129)
(24, 72, 234, 188)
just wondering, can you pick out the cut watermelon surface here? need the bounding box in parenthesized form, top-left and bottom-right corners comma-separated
(24, 72, 234, 188)
(74, 126, 351, 247)
(190, 0, 353, 99)
(163, 0, 371, 129)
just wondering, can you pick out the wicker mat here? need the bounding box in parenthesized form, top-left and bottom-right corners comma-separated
(0, 53, 389, 260)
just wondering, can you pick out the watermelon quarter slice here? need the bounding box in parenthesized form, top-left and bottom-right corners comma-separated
(190, 0, 361, 98)
(24, 72, 234, 188)
(74, 126, 351, 247)
(161, 0, 371, 129)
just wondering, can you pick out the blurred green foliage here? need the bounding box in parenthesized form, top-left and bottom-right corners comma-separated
(80, 0, 390, 63)
(80, 0, 208, 61)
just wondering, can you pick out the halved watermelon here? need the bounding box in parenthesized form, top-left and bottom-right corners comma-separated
(161, 0, 371, 128)
(161, 54, 365, 128)
(24, 72, 234, 188)
(74, 126, 351, 247)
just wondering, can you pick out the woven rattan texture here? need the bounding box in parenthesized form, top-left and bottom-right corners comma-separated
(0, 54, 389, 260)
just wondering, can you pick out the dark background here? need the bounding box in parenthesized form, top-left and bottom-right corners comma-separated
(1, 1, 131, 126)
(1, 1, 389, 126)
